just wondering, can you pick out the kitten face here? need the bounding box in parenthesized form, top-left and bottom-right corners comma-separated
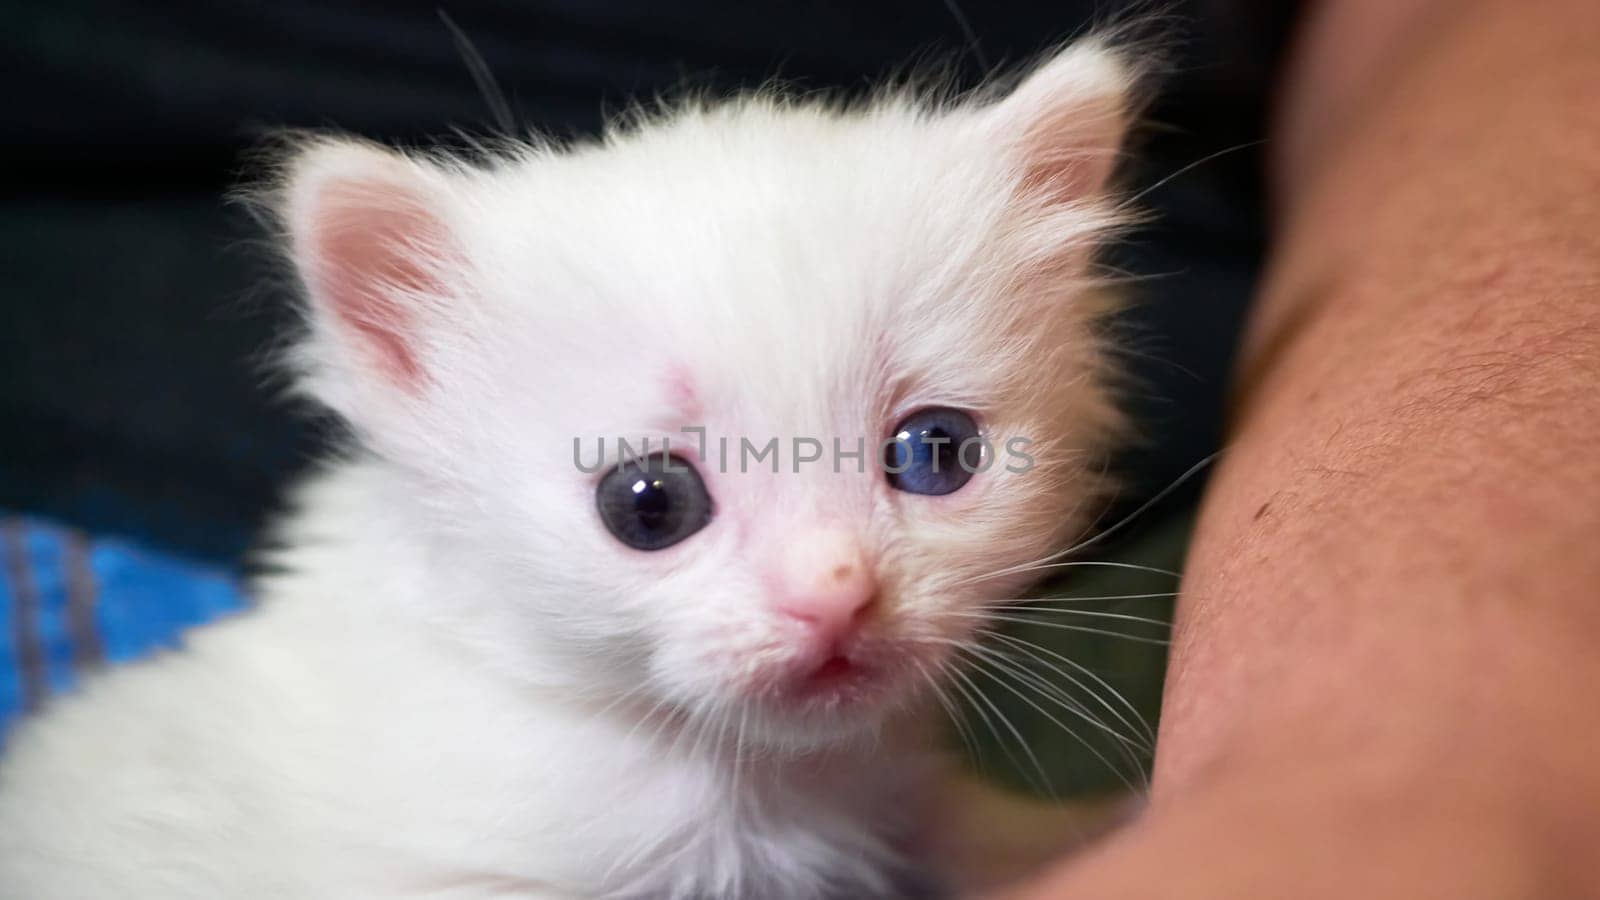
(271, 41, 1133, 750)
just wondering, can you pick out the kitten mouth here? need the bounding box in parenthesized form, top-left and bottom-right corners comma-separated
(783, 653, 880, 703)
(736, 637, 920, 714)
(807, 655, 862, 686)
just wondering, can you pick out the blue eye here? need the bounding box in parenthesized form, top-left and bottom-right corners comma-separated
(597, 454, 713, 550)
(883, 407, 983, 495)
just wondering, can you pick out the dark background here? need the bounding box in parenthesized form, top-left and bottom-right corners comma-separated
(3, 0, 1299, 565)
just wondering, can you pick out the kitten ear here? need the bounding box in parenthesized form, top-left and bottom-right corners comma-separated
(277, 138, 462, 396)
(979, 40, 1137, 202)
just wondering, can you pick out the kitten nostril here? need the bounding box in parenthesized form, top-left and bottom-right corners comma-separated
(777, 588, 877, 636)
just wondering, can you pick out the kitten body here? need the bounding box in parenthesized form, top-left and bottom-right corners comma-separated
(0, 39, 1136, 899)
(0, 463, 939, 898)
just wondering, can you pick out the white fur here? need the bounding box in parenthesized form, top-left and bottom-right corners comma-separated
(0, 39, 1136, 899)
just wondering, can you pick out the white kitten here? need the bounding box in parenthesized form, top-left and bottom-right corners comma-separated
(0, 39, 1135, 899)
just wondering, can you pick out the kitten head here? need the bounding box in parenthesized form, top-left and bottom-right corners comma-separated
(267, 40, 1136, 751)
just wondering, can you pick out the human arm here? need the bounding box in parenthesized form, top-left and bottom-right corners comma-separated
(998, 0, 1600, 895)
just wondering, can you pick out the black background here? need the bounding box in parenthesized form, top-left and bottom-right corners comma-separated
(2, 0, 1298, 564)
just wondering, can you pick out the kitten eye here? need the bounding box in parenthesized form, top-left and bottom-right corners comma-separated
(596, 454, 713, 551)
(883, 407, 983, 496)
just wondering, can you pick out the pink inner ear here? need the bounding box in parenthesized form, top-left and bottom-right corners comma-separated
(303, 178, 451, 390)
(991, 46, 1131, 206)
(1015, 107, 1123, 204)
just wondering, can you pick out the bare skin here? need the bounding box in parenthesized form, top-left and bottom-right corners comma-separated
(998, 0, 1600, 895)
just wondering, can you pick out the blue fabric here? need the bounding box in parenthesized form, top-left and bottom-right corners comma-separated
(25, 527, 75, 696)
(0, 515, 247, 738)
(0, 541, 17, 724)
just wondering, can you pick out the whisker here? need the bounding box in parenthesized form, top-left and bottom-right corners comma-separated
(1008, 560, 1183, 580)
(953, 450, 1219, 589)
(982, 629, 1157, 748)
(972, 644, 1148, 789)
(1125, 142, 1265, 207)
(953, 612, 1171, 646)
(436, 11, 516, 135)
(980, 606, 1172, 628)
(913, 657, 982, 764)
(959, 639, 1150, 756)
(953, 559, 1182, 589)
(939, 0, 991, 72)
(997, 590, 1178, 605)
(957, 645, 1139, 794)
(1059, 451, 1220, 557)
(946, 663, 1057, 799)
(940, 663, 1011, 781)
(621, 692, 680, 749)
(664, 696, 709, 763)
(731, 706, 748, 804)
(954, 655, 1063, 802)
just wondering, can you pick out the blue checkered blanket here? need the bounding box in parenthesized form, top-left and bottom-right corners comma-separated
(0, 515, 247, 737)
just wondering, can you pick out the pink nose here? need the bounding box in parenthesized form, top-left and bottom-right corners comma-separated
(772, 530, 877, 644)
